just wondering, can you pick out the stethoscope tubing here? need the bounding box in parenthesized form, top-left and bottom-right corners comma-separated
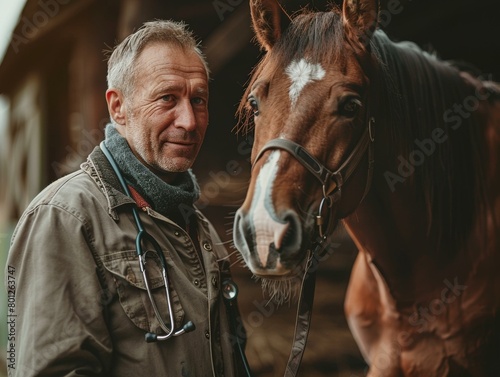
(100, 141, 190, 341)
(100, 142, 252, 376)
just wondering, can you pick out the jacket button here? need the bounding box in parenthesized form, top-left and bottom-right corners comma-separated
(193, 279, 200, 287)
(211, 276, 218, 289)
(174, 231, 181, 237)
(203, 242, 212, 251)
(126, 267, 136, 283)
(205, 330, 210, 339)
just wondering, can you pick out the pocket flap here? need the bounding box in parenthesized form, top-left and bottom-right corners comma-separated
(102, 250, 165, 289)
(100, 250, 185, 333)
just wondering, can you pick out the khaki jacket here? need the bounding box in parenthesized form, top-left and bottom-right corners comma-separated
(6, 146, 244, 377)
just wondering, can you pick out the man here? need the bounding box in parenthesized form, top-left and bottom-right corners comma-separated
(6, 20, 246, 376)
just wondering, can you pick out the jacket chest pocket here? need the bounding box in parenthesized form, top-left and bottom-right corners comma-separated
(102, 250, 185, 334)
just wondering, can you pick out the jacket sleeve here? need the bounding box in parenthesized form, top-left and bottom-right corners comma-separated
(5, 203, 113, 377)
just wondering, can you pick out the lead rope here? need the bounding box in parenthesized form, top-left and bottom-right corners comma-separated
(282, 116, 375, 376)
(284, 236, 327, 377)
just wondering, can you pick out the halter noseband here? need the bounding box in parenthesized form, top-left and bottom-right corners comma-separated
(253, 116, 375, 238)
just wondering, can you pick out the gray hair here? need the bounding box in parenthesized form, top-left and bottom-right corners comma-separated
(106, 20, 209, 96)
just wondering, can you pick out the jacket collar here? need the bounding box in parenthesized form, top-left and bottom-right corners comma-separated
(81, 146, 136, 219)
(81, 145, 210, 228)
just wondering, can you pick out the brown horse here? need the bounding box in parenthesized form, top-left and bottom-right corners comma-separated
(233, 0, 500, 375)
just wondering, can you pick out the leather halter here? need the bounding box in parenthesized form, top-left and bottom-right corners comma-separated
(250, 115, 375, 377)
(253, 116, 376, 237)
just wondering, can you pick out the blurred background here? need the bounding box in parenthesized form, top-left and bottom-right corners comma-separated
(0, 0, 498, 376)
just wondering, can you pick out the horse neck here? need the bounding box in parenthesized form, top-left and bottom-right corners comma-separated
(343, 92, 500, 304)
(342, 175, 440, 301)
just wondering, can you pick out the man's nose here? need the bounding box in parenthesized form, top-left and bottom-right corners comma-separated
(174, 99, 197, 131)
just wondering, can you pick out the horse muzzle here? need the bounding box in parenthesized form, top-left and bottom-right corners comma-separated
(233, 206, 305, 276)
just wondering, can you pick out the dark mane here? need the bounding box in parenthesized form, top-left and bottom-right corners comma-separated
(237, 9, 490, 252)
(370, 31, 488, 251)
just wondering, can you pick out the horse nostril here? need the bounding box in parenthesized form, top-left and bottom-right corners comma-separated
(233, 210, 252, 255)
(270, 226, 295, 254)
(275, 212, 302, 254)
(270, 242, 278, 253)
(280, 224, 295, 251)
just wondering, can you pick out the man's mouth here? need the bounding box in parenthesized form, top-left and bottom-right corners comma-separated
(160, 141, 199, 159)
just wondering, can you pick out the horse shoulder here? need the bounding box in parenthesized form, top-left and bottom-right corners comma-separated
(345, 248, 403, 370)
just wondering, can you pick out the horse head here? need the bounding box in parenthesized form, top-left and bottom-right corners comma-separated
(233, 0, 500, 373)
(234, 0, 379, 286)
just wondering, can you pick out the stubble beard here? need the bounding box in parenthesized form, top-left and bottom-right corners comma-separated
(126, 114, 194, 174)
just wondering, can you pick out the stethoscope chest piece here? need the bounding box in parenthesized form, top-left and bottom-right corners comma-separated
(222, 279, 238, 301)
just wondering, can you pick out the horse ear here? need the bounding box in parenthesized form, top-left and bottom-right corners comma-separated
(250, 0, 290, 51)
(342, 0, 379, 52)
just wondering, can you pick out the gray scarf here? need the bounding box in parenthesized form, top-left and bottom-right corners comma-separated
(104, 124, 200, 226)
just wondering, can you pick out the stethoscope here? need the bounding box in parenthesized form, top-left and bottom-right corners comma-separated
(100, 141, 194, 342)
(100, 142, 253, 375)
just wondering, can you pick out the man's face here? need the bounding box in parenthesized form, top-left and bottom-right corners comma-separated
(122, 43, 209, 179)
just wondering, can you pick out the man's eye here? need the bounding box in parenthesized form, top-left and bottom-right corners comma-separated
(161, 95, 174, 102)
(191, 97, 206, 106)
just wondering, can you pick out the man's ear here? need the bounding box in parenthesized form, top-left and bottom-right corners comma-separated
(106, 88, 127, 126)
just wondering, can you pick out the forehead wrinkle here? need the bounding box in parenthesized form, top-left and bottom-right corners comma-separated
(134, 44, 207, 78)
(149, 82, 208, 97)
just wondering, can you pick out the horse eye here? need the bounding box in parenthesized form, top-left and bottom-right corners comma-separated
(248, 96, 260, 117)
(339, 97, 362, 118)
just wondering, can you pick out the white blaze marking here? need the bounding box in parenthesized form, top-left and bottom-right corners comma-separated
(285, 58, 325, 105)
(251, 151, 288, 268)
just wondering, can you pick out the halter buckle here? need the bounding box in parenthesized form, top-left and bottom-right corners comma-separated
(369, 117, 375, 142)
(316, 190, 339, 239)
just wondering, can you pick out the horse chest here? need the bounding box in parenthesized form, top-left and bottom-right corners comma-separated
(344, 250, 487, 377)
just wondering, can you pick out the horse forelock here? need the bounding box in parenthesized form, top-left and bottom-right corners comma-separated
(275, 10, 346, 70)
